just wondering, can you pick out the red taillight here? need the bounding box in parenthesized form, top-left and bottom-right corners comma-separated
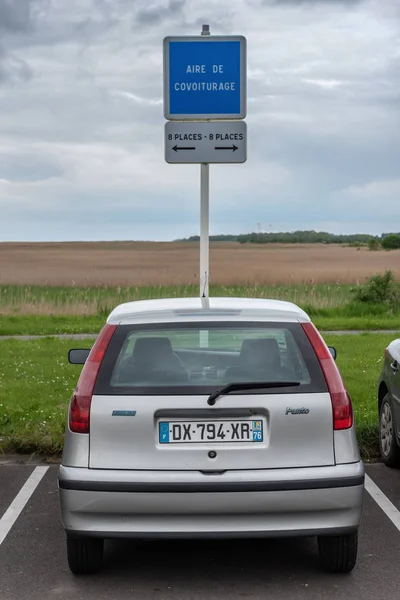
(301, 322, 353, 430)
(69, 324, 117, 434)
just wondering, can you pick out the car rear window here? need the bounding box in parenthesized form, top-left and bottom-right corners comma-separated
(95, 321, 327, 395)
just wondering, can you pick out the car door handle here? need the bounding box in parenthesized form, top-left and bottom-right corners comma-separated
(391, 360, 399, 373)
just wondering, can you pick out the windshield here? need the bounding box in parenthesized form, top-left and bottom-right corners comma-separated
(95, 322, 327, 395)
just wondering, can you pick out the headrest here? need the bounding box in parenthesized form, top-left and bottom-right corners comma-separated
(131, 337, 174, 367)
(239, 338, 281, 369)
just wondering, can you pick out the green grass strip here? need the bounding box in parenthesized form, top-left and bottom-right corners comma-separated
(0, 314, 399, 336)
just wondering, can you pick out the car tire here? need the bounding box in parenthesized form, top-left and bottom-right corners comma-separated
(317, 531, 358, 574)
(66, 535, 104, 575)
(379, 394, 400, 468)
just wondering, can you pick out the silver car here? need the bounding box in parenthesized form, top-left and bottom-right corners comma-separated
(58, 297, 364, 575)
(378, 338, 400, 467)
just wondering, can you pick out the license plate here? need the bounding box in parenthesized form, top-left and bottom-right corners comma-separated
(158, 419, 264, 444)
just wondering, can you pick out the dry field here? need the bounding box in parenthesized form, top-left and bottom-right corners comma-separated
(0, 242, 399, 287)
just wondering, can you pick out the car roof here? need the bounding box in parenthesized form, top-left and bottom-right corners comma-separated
(106, 297, 311, 325)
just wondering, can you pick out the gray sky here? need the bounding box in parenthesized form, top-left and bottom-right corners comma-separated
(0, 0, 399, 241)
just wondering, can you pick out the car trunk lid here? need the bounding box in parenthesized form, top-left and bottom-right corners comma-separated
(89, 391, 334, 470)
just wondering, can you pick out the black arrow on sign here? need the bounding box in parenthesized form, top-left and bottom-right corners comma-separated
(172, 145, 196, 152)
(214, 145, 238, 152)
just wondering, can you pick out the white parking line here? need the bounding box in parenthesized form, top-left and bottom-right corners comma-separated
(0, 466, 49, 546)
(365, 474, 400, 532)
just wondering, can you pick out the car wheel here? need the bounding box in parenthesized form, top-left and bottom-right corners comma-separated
(379, 395, 400, 468)
(66, 535, 104, 575)
(318, 531, 358, 574)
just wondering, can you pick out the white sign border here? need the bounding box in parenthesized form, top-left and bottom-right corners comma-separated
(163, 35, 247, 121)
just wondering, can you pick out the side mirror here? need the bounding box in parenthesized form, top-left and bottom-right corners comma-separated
(68, 349, 91, 364)
(328, 346, 337, 361)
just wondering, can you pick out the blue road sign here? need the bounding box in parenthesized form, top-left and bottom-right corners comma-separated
(163, 35, 247, 120)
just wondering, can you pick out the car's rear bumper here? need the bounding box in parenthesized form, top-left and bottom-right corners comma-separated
(58, 462, 365, 539)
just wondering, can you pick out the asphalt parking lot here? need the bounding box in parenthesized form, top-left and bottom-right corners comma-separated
(0, 459, 399, 600)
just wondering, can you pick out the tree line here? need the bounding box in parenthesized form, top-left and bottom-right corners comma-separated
(177, 230, 400, 245)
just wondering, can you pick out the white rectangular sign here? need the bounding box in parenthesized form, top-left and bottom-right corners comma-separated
(165, 121, 247, 164)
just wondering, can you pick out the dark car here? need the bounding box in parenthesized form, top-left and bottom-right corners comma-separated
(378, 339, 400, 467)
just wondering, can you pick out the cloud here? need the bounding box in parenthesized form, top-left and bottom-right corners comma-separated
(0, 149, 62, 182)
(0, 52, 33, 84)
(266, 0, 364, 4)
(0, 0, 398, 241)
(337, 179, 400, 201)
(0, 0, 38, 84)
(134, 0, 186, 28)
(111, 90, 162, 106)
(0, 0, 35, 34)
(327, 179, 400, 224)
(302, 79, 343, 89)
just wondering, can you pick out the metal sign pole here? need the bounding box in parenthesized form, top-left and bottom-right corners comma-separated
(200, 24, 210, 300)
(200, 162, 210, 298)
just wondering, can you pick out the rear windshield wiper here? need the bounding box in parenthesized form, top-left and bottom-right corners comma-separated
(207, 381, 301, 406)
